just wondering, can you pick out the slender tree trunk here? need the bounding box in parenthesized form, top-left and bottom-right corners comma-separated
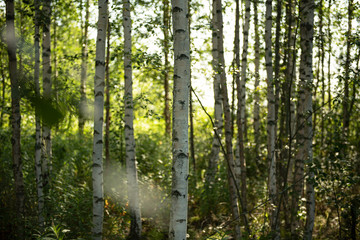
(6, 0, 25, 237)
(0, 51, 6, 127)
(123, 0, 142, 238)
(42, 0, 52, 190)
(300, 0, 315, 238)
(53, 0, 59, 105)
(169, 0, 190, 239)
(239, 0, 247, 143)
(327, 0, 332, 111)
(284, 0, 297, 230)
(343, 0, 353, 139)
(319, 0, 325, 146)
(216, 0, 242, 238)
(274, 0, 281, 127)
(253, 0, 261, 168)
(233, 0, 241, 197)
(163, 0, 171, 136)
(188, 0, 196, 177)
(79, 0, 90, 136)
(238, 0, 250, 222)
(34, 0, 44, 225)
(92, 0, 108, 238)
(205, 0, 223, 188)
(291, 0, 315, 238)
(105, 19, 111, 169)
(274, 0, 282, 202)
(265, 0, 278, 238)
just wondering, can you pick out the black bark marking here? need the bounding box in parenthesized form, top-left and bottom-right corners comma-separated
(95, 91, 103, 97)
(92, 163, 101, 168)
(172, 190, 182, 197)
(176, 219, 186, 223)
(178, 54, 189, 60)
(177, 152, 188, 159)
(173, 7, 183, 12)
(96, 60, 105, 66)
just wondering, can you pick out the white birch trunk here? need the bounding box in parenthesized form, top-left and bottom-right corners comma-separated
(163, 0, 171, 136)
(291, 0, 315, 238)
(239, 1, 247, 138)
(169, 0, 190, 239)
(253, 0, 261, 165)
(34, 0, 44, 225)
(123, 0, 142, 238)
(205, 0, 223, 188)
(216, 0, 241, 238)
(300, 0, 315, 238)
(233, 0, 240, 187)
(284, 2, 297, 227)
(265, 0, 278, 238)
(42, 0, 52, 189)
(92, 0, 108, 238)
(238, 0, 250, 215)
(79, 0, 90, 135)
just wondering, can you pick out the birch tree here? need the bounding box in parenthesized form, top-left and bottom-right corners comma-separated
(265, 0, 278, 238)
(237, 0, 251, 216)
(233, 0, 240, 185)
(42, 0, 52, 189)
(163, 0, 171, 136)
(253, 0, 261, 166)
(92, 0, 108, 238)
(105, 19, 111, 169)
(216, 0, 242, 238)
(205, 0, 223, 190)
(34, 0, 44, 225)
(123, 0, 142, 238)
(6, 0, 25, 236)
(283, 0, 297, 229)
(169, 0, 190, 238)
(292, 0, 315, 237)
(79, 0, 90, 136)
(342, 0, 353, 139)
(300, 0, 315, 238)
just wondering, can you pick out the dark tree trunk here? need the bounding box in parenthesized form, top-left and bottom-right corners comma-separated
(6, 0, 25, 237)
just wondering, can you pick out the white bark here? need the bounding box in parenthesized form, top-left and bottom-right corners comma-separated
(92, 0, 108, 238)
(253, 0, 261, 164)
(238, 0, 250, 215)
(79, 0, 90, 135)
(123, 0, 142, 238)
(34, 0, 44, 225)
(265, 0, 278, 238)
(42, 0, 52, 189)
(285, 1, 297, 227)
(300, 0, 315, 238)
(291, 0, 315, 238)
(216, 0, 242, 238)
(169, 0, 190, 239)
(205, 0, 223, 189)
